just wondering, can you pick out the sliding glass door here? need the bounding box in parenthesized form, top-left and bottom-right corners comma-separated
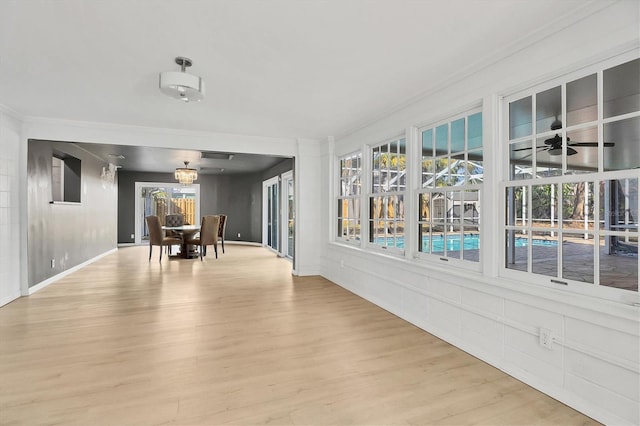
(134, 182, 200, 244)
(282, 171, 294, 259)
(263, 177, 279, 252)
(263, 172, 294, 260)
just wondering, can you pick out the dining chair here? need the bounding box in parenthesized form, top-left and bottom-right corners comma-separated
(217, 214, 227, 254)
(165, 214, 184, 228)
(164, 214, 184, 254)
(145, 215, 182, 262)
(187, 215, 220, 261)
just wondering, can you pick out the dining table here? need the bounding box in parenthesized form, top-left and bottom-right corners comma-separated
(162, 224, 201, 259)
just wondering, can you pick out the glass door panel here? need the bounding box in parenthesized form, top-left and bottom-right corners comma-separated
(263, 177, 279, 252)
(282, 172, 294, 259)
(135, 182, 199, 243)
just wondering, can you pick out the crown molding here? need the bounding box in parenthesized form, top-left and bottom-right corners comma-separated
(335, 0, 622, 141)
(0, 103, 24, 121)
(21, 115, 297, 145)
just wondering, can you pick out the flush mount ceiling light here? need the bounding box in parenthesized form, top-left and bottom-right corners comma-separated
(159, 57, 205, 102)
(175, 161, 198, 185)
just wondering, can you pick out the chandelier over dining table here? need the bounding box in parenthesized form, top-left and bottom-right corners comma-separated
(175, 161, 198, 185)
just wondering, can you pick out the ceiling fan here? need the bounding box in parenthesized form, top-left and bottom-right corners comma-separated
(514, 118, 615, 156)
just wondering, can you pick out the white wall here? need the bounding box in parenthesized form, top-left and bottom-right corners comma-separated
(0, 108, 22, 306)
(325, 3, 639, 425)
(294, 138, 326, 275)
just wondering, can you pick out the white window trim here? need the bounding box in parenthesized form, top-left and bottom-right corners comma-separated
(336, 150, 363, 246)
(498, 53, 639, 305)
(415, 107, 484, 272)
(366, 135, 407, 256)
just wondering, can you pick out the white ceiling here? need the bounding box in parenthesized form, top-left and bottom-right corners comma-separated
(0, 0, 600, 141)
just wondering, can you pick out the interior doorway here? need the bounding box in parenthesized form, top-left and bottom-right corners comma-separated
(134, 182, 200, 245)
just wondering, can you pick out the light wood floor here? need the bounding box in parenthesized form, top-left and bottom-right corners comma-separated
(0, 245, 598, 426)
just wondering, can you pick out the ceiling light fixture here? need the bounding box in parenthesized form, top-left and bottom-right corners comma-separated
(175, 161, 198, 185)
(159, 57, 205, 103)
(101, 163, 117, 185)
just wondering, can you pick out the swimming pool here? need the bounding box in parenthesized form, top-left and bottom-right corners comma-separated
(374, 235, 557, 251)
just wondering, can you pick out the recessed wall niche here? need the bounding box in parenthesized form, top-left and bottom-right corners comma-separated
(51, 150, 81, 203)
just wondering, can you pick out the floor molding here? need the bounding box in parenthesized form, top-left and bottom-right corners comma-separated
(28, 248, 118, 295)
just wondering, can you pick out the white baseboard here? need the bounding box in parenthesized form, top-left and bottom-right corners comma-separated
(226, 240, 262, 247)
(28, 248, 118, 295)
(0, 291, 21, 308)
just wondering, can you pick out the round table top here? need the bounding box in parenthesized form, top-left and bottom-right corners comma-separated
(162, 225, 200, 231)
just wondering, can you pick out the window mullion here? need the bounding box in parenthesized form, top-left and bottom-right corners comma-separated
(597, 69, 604, 173)
(557, 182, 564, 280)
(594, 181, 601, 286)
(526, 185, 532, 273)
(361, 143, 371, 250)
(561, 83, 568, 175)
(532, 93, 537, 178)
(405, 126, 419, 259)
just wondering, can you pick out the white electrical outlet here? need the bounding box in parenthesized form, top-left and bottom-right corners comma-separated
(539, 327, 553, 349)
(50, 259, 55, 268)
(130, 233, 135, 239)
(237, 233, 241, 238)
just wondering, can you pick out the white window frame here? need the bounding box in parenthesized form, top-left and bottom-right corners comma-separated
(367, 136, 406, 254)
(416, 108, 483, 272)
(500, 53, 639, 304)
(336, 151, 363, 245)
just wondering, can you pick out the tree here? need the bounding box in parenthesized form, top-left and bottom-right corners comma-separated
(569, 182, 586, 220)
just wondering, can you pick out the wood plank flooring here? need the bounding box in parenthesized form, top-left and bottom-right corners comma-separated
(0, 245, 598, 425)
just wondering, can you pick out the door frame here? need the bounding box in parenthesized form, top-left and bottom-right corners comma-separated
(262, 176, 279, 252)
(281, 170, 294, 260)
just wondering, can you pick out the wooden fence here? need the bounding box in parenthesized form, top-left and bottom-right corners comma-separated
(154, 198, 196, 225)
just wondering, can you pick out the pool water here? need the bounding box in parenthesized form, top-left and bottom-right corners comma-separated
(375, 235, 557, 251)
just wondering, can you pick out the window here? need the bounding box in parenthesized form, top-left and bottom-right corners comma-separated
(337, 152, 362, 242)
(505, 57, 639, 294)
(369, 138, 406, 250)
(418, 111, 483, 264)
(51, 151, 81, 203)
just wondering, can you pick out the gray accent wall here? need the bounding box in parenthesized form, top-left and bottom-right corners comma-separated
(117, 158, 293, 244)
(27, 140, 118, 287)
